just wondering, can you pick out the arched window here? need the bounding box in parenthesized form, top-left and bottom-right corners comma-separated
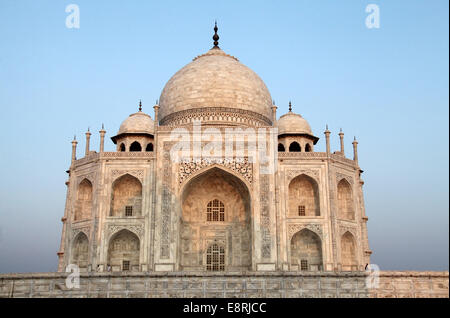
(337, 179, 354, 220)
(305, 143, 312, 152)
(207, 199, 225, 222)
(206, 244, 225, 271)
(278, 143, 285, 152)
(341, 232, 357, 271)
(74, 179, 93, 221)
(145, 143, 153, 152)
(289, 141, 301, 152)
(129, 141, 141, 152)
(119, 143, 126, 152)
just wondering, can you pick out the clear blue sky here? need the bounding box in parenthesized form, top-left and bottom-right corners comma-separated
(0, 0, 448, 273)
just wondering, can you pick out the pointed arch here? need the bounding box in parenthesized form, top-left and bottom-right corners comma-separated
(290, 229, 323, 271)
(145, 142, 153, 152)
(289, 174, 320, 217)
(337, 179, 354, 220)
(119, 143, 126, 152)
(305, 143, 312, 152)
(107, 229, 140, 272)
(341, 231, 357, 271)
(110, 174, 142, 217)
(74, 178, 93, 221)
(71, 232, 89, 270)
(289, 141, 301, 152)
(129, 141, 141, 152)
(180, 167, 252, 271)
(278, 143, 285, 152)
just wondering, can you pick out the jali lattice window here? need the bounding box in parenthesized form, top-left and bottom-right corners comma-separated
(207, 199, 225, 222)
(298, 205, 306, 216)
(206, 244, 225, 271)
(122, 260, 130, 271)
(300, 259, 308, 271)
(125, 206, 133, 216)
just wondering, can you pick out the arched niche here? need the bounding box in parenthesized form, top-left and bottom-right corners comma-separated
(288, 174, 320, 217)
(107, 229, 140, 272)
(290, 229, 323, 271)
(71, 232, 89, 271)
(110, 174, 142, 217)
(74, 179, 93, 221)
(337, 179, 354, 220)
(341, 231, 357, 271)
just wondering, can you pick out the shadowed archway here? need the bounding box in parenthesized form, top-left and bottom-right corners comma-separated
(180, 167, 252, 271)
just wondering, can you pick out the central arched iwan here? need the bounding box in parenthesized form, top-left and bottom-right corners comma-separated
(180, 167, 252, 271)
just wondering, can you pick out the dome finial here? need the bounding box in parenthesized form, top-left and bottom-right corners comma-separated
(139, 100, 142, 112)
(212, 21, 220, 49)
(288, 101, 292, 112)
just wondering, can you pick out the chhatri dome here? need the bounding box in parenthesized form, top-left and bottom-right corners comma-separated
(158, 23, 273, 126)
(277, 102, 314, 136)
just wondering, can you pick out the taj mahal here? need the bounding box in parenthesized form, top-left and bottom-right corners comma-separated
(57, 24, 372, 275)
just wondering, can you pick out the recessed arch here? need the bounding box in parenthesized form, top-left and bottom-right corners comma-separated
(129, 141, 142, 152)
(341, 231, 357, 271)
(74, 178, 93, 221)
(278, 143, 285, 152)
(107, 229, 140, 272)
(110, 174, 142, 217)
(180, 167, 252, 271)
(337, 179, 354, 220)
(119, 143, 126, 152)
(305, 143, 312, 152)
(145, 142, 153, 152)
(289, 141, 301, 152)
(71, 232, 89, 270)
(290, 229, 323, 271)
(288, 174, 320, 217)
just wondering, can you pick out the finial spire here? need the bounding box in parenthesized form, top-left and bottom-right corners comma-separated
(212, 21, 220, 49)
(139, 100, 142, 112)
(288, 101, 292, 112)
(102, 123, 104, 130)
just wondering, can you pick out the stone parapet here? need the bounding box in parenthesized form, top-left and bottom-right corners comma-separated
(0, 271, 447, 298)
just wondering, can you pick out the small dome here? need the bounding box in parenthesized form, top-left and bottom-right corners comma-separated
(158, 47, 273, 126)
(278, 112, 313, 136)
(117, 111, 154, 135)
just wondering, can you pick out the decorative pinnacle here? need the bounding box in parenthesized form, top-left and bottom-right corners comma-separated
(102, 123, 104, 130)
(139, 100, 142, 112)
(212, 21, 220, 48)
(288, 101, 292, 112)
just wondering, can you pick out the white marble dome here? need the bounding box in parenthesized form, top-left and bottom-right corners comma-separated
(117, 111, 154, 135)
(278, 111, 313, 135)
(158, 47, 273, 126)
